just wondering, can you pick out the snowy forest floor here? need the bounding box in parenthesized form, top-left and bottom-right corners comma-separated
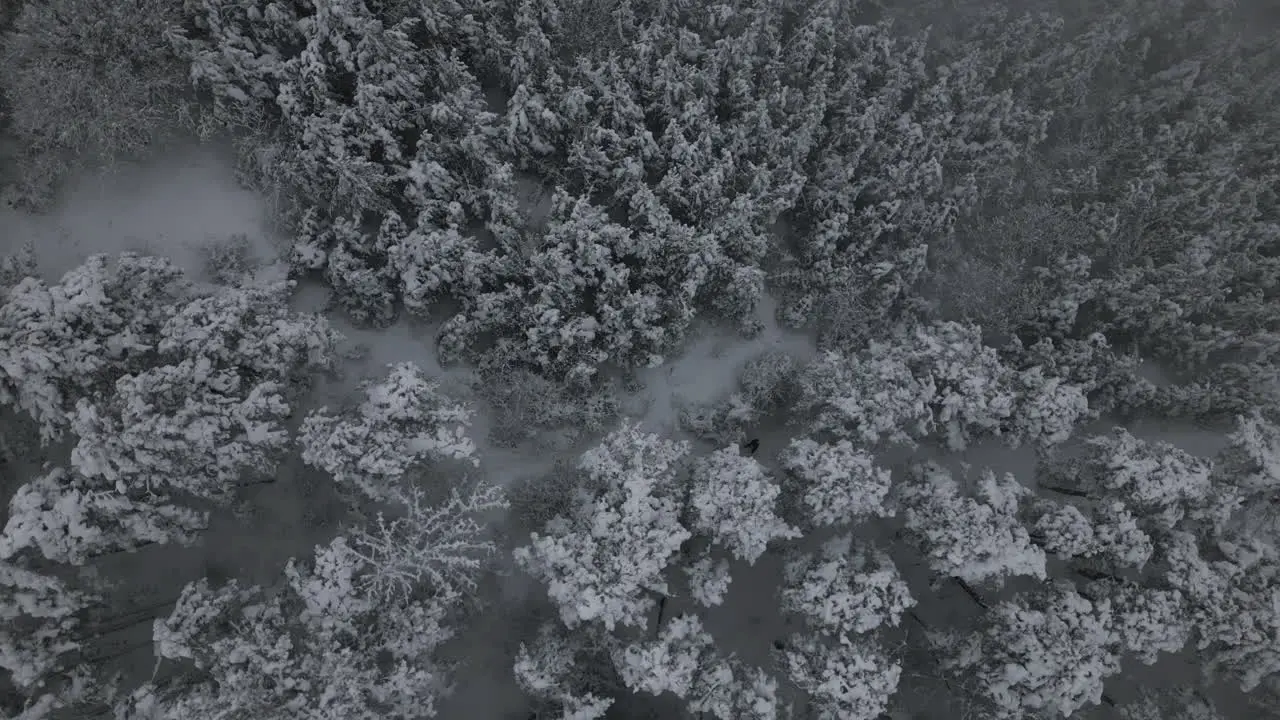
(0, 144, 1245, 718)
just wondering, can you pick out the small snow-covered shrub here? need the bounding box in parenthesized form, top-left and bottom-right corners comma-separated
(199, 233, 255, 285)
(476, 362, 620, 447)
(739, 350, 800, 413)
(324, 243, 397, 328)
(677, 398, 741, 445)
(677, 386, 765, 445)
(505, 458, 586, 535)
(0, 240, 36, 294)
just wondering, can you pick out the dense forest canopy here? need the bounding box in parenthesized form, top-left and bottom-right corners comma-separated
(1, 0, 1279, 718)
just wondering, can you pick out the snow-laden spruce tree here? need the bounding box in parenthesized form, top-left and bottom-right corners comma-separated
(516, 422, 921, 717)
(773, 533, 914, 720)
(794, 347, 935, 448)
(1213, 410, 1280, 541)
(515, 421, 691, 631)
(684, 656, 782, 720)
(68, 281, 341, 503)
(299, 362, 479, 507)
(794, 321, 1088, 451)
(1038, 427, 1237, 541)
(135, 495, 498, 720)
(154, 281, 343, 390)
(0, 253, 187, 442)
(682, 553, 733, 609)
(1003, 332, 1157, 419)
(688, 447, 799, 565)
(1027, 425, 1280, 692)
(1119, 687, 1224, 720)
(778, 633, 901, 720)
(778, 437, 894, 529)
(69, 362, 292, 502)
(514, 432, 790, 717)
(0, 560, 98, 693)
(1158, 531, 1280, 692)
(0, 254, 341, 513)
(146, 570, 451, 720)
(0, 260, 349, 712)
(611, 613, 783, 720)
(513, 623, 615, 720)
(943, 582, 1122, 719)
(175, 0, 511, 328)
(0, 468, 206, 565)
(433, 189, 702, 381)
(1030, 499, 1156, 570)
(898, 462, 1047, 588)
(780, 535, 915, 640)
(1081, 577, 1191, 665)
(4, 662, 117, 720)
(928, 0, 1280, 422)
(611, 613, 718, 700)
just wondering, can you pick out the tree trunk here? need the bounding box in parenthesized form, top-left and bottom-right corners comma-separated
(654, 596, 668, 637)
(952, 576, 990, 609)
(1040, 484, 1091, 499)
(86, 610, 166, 638)
(92, 540, 161, 560)
(83, 638, 154, 665)
(84, 595, 180, 636)
(906, 609, 931, 631)
(1072, 567, 1122, 583)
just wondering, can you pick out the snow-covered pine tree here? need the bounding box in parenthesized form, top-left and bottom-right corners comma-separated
(0, 468, 207, 565)
(794, 321, 1089, 451)
(0, 254, 187, 442)
(898, 462, 1047, 588)
(513, 623, 614, 720)
(688, 447, 799, 565)
(777, 633, 901, 720)
(0, 560, 98, 694)
(298, 362, 479, 507)
(139, 528, 465, 720)
(942, 581, 1122, 719)
(778, 437, 894, 529)
(514, 421, 690, 631)
(780, 535, 914, 640)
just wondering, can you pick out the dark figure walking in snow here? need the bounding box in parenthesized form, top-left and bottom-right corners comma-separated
(742, 438, 760, 455)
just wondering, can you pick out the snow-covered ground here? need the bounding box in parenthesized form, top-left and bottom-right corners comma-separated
(0, 144, 284, 284)
(630, 292, 817, 436)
